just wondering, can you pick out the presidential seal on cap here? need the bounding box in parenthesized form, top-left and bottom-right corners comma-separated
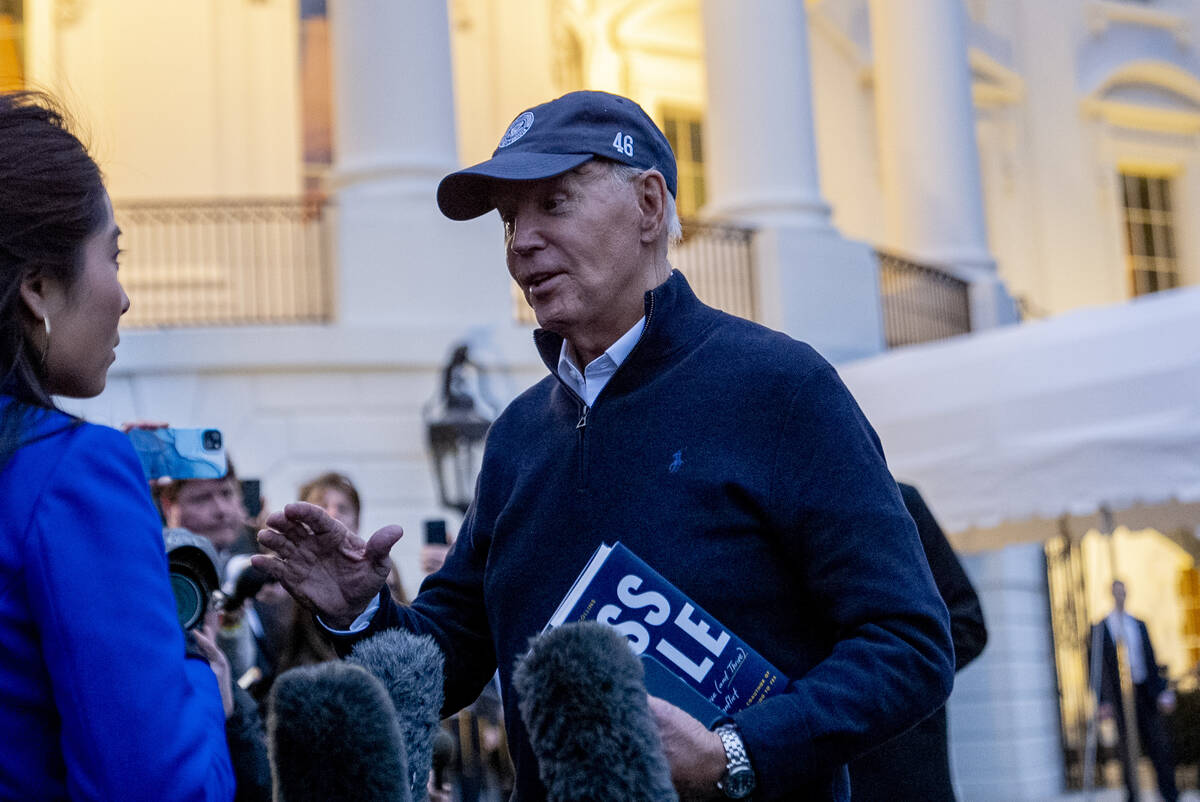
(436, 90, 679, 221)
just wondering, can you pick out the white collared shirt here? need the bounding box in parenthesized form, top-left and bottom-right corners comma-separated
(1106, 610, 1148, 684)
(556, 317, 646, 407)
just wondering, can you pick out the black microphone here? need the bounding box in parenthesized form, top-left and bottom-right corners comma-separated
(348, 630, 446, 802)
(513, 621, 678, 802)
(267, 660, 411, 802)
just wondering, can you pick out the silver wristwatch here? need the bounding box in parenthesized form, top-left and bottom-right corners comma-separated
(714, 723, 756, 799)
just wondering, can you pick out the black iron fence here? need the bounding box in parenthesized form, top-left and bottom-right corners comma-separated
(674, 219, 757, 321)
(877, 250, 972, 347)
(1046, 533, 1094, 790)
(113, 198, 333, 328)
(110, 199, 969, 350)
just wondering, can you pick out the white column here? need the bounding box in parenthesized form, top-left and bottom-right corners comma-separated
(700, 0, 831, 229)
(869, 0, 993, 271)
(698, 0, 884, 362)
(331, 0, 458, 192)
(949, 544, 1066, 800)
(329, 0, 512, 329)
(23, 0, 57, 89)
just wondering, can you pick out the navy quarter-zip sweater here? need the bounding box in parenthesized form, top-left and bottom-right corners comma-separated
(334, 271, 953, 801)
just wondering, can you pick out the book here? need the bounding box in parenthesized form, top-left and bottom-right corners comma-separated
(544, 541, 786, 727)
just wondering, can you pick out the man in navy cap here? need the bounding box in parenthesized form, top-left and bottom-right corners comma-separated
(256, 91, 954, 801)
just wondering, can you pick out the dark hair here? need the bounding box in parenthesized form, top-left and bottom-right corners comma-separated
(299, 471, 362, 519)
(156, 456, 240, 506)
(0, 91, 106, 469)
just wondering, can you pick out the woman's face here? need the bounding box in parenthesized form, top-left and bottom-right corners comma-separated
(35, 192, 129, 398)
(307, 486, 359, 533)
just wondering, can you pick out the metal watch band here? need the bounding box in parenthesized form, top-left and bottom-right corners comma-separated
(714, 723, 755, 798)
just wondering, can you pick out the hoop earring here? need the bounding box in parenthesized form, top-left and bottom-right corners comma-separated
(40, 316, 51, 370)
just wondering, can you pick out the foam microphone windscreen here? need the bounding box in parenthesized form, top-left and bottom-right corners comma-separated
(267, 661, 411, 802)
(348, 630, 445, 802)
(513, 621, 679, 802)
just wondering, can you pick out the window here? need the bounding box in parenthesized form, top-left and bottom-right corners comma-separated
(660, 107, 706, 218)
(0, 1, 23, 91)
(300, 0, 332, 194)
(1182, 567, 1200, 669)
(1120, 171, 1179, 297)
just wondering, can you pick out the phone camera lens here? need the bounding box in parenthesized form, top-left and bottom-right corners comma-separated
(202, 430, 222, 450)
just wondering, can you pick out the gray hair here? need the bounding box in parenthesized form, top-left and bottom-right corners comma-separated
(596, 161, 684, 244)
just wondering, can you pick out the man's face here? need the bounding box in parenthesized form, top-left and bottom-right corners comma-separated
(494, 162, 650, 355)
(1112, 581, 1126, 609)
(166, 478, 243, 550)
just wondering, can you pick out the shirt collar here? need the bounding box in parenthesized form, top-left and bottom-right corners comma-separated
(557, 316, 646, 403)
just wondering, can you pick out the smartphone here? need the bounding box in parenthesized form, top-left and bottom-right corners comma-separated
(241, 479, 263, 519)
(127, 428, 227, 481)
(424, 519, 448, 545)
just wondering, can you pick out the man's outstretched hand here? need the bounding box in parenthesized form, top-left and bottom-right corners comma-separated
(252, 502, 404, 629)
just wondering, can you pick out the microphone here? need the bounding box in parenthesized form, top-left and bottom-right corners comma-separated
(348, 630, 446, 802)
(267, 660, 411, 802)
(513, 621, 678, 802)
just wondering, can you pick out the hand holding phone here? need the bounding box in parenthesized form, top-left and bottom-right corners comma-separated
(424, 520, 448, 545)
(127, 428, 227, 481)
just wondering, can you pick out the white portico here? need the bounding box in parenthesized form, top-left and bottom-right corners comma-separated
(20, 2, 1199, 797)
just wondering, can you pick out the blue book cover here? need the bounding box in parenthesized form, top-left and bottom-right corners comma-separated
(545, 541, 785, 722)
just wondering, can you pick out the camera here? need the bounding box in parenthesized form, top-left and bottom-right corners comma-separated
(163, 528, 221, 630)
(201, 429, 222, 451)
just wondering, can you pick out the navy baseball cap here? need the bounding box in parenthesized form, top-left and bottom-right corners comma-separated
(437, 90, 678, 221)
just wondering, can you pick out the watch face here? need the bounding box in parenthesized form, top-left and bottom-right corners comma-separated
(724, 767, 755, 798)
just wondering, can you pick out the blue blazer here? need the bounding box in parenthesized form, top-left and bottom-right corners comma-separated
(0, 401, 233, 801)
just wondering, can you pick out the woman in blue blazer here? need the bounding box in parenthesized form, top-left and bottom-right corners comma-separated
(0, 92, 235, 801)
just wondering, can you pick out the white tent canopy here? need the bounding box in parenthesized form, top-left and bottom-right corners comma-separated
(838, 285, 1200, 551)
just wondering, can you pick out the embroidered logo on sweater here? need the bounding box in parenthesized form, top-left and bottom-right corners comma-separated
(668, 450, 684, 473)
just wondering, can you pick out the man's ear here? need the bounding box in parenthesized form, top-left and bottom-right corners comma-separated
(635, 170, 668, 244)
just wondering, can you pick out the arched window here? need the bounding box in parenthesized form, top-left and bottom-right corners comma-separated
(1083, 62, 1200, 297)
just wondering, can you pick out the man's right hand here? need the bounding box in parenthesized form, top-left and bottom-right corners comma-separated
(252, 502, 404, 630)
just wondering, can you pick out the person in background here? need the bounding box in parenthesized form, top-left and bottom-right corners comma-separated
(0, 90, 233, 800)
(849, 482, 988, 801)
(299, 471, 361, 532)
(300, 470, 412, 605)
(159, 459, 256, 577)
(218, 555, 285, 691)
(1093, 579, 1179, 802)
(419, 520, 514, 802)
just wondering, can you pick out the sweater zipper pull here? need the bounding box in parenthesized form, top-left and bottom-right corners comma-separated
(576, 406, 589, 429)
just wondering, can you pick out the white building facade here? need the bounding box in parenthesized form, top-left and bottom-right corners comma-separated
(7, 1, 1200, 798)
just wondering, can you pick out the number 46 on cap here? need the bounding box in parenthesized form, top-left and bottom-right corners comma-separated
(612, 132, 634, 157)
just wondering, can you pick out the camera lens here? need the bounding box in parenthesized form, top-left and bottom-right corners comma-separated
(163, 529, 219, 630)
(202, 429, 222, 450)
(170, 571, 208, 630)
